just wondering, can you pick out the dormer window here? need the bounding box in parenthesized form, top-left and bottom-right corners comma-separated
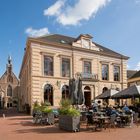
(60, 40, 66, 44)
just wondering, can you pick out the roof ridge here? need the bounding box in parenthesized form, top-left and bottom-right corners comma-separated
(129, 70, 140, 79)
(28, 33, 129, 60)
(36, 34, 54, 38)
(93, 42, 129, 58)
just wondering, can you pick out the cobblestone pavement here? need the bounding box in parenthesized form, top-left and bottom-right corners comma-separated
(0, 110, 140, 140)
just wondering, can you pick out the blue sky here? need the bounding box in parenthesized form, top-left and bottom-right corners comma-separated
(0, 0, 140, 77)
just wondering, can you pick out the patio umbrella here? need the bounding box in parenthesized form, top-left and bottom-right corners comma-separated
(111, 85, 140, 99)
(69, 78, 76, 104)
(95, 89, 118, 99)
(77, 78, 85, 105)
(69, 78, 85, 105)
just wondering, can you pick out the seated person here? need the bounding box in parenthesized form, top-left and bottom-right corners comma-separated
(92, 101, 98, 112)
(122, 105, 130, 114)
(106, 105, 120, 116)
(106, 105, 112, 116)
(111, 107, 120, 116)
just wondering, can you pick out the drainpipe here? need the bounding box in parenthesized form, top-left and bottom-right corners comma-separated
(72, 47, 74, 78)
(121, 56, 124, 106)
(121, 56, 124, 90)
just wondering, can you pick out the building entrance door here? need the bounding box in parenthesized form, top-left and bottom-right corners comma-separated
(84, 86, 91, 107)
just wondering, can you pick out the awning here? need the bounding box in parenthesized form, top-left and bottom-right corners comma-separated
(111, 85, 140, 99)
(95, 89, 118, 99)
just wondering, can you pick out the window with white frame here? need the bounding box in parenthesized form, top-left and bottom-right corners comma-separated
(102, 64, 109, 80)
(62, 58, 70, 77)
(44, 56, 53, 76)
(114, 66, 120, 81)
(84, 61, 91, 74)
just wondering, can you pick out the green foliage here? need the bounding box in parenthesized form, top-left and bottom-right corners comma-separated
(33, 101, 41, 112)
(41, 100, 51, 106)
(67, 107, 80, 117)
(33, 100, 52, 113)
(59, 99, 71, 108)
(41, 106, 53, 113)
(33, 101, 40, 108)
(59, 99, 80, 117)
(59, 107, 80, 117)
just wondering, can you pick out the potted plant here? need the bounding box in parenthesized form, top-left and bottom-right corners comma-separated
(32, 101, 54, 125)
(58, 99, 81, 132)
(41, 101, 54, 125)
(32, 101, 42, 124)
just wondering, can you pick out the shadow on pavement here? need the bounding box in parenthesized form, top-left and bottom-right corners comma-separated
(0, 108, 29, 118)
(15, 125, 70, 134)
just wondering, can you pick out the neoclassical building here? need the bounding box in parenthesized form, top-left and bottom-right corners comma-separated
(0, 56, 19, 108)
(19, 34, 129, 111)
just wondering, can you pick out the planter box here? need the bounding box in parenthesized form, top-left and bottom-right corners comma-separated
(43, 112, 55, 125)
(59, 115, 80, 132)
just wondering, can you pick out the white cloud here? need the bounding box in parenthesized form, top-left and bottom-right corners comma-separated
(25, 27, 50, 37)
(135, 61, 140, 70)
(44, 0, 111, 26)
(127, 64, 130, 69)
(44, 0, 65, 16)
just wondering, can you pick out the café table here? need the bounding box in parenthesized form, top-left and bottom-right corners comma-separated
(92, 116, 110, 131)
(117, 114, 131, 127)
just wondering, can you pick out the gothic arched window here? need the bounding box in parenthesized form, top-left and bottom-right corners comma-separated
(7, 85, 12, 97)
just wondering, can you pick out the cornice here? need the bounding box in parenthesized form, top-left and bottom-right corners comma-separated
(28, 38, 129, 60)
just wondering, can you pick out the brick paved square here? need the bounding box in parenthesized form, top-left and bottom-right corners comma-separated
(0, 110, 140, 140)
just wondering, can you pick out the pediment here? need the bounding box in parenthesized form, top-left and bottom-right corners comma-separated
(0, 71, 19, 84)
(72, 34, 100, 51)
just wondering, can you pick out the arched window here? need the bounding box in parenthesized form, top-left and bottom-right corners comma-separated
(7, 85, 12, 96)
(44, 84, 53, 105)
(116, 87, 120, 91)
(62, 85, 69, 99)
(102, 87, 108, 93)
